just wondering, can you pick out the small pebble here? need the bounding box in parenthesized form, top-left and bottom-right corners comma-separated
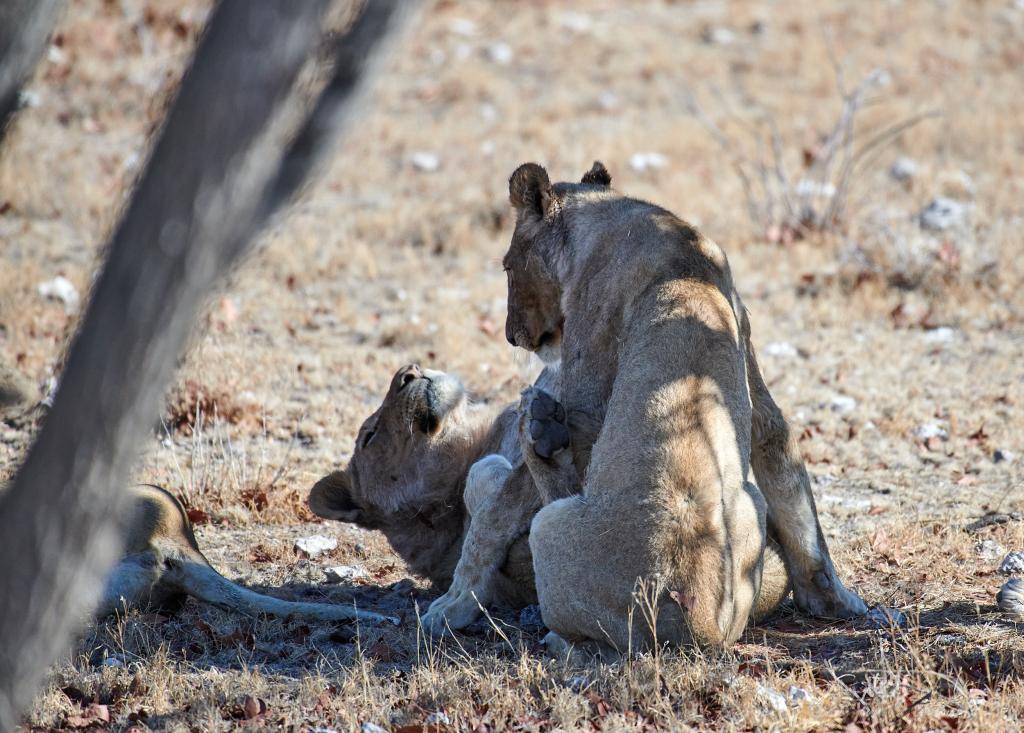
(829, 395, 857, 414)
(913, 422, 948, 441)
(999, 552, 1024, 576)
(702, 26, 736, 45)
(788, 685, 814, 705)
(37, 276, 80, 313)
(756, 684, 788, 713)
(448, 18, 476, 37)
(763, 341, 798, 358)
(324, 565, 368, 583)
(998, 578, 1024, 616)
(919, 197, 967, 231)
(976, 539, 1005, 562)
(558, 12, 593, 33)
(410, 152, 440, 172)
(889, 157, 918, 182)
(567, 674, 591, 691)
(629, 152, 668, 172)
(293, 535, 337, 558)
(993, 449, 1015, 464)
(485, 43, 513, 65)
(923, 327, 957, 343)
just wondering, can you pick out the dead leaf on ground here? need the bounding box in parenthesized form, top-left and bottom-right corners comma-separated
(186, 507, 210, 525)
(66, 704, 109, 728)
(242, 696, 266, 720)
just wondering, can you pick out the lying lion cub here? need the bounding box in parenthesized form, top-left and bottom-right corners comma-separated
(309, 364, 790, 636)
(308, 364, 549, 631)
(98, 484, 398, 624)
(502, 161, 868, 652)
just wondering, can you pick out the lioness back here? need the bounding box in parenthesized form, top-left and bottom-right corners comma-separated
(505, 162, 772, 649)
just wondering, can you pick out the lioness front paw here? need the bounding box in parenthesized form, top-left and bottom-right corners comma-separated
(792, 570, 869, 619)
(519, 387, 570, 460)
(421, 586, 485, 636)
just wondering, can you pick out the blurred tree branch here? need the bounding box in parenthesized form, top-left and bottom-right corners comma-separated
(0, 0, 62, 141)
(0, 0, 406, 727)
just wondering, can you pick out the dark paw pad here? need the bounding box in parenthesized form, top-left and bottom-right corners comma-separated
(528, 391, 570, 459)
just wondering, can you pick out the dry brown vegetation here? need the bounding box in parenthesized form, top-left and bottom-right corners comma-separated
(2, 0, 1023, 730)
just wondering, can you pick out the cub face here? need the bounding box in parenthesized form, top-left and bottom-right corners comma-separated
(503, 161, 612, 363)
(308, 364, 467, 527)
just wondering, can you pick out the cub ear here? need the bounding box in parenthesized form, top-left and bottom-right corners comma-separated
(308, 470, 363, 523)
(581, 161, 611, 186)
(509, 162, 553, 219)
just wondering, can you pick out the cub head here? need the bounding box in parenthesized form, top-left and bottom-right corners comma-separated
(308, 364, 468, 527)
(504, 161, 611, 363)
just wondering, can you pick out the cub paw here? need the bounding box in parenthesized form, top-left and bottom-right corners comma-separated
(421, 587, 484, 636)
(519, 387, 570, 460)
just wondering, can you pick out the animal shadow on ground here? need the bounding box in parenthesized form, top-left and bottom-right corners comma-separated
(742, 601, 1024, 689)
(81, 578, 548, 680)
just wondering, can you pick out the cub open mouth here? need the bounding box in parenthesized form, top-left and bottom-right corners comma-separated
(408, 378, 442, 435)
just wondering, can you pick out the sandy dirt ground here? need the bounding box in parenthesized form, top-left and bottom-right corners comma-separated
(2, 0, 1024, 730)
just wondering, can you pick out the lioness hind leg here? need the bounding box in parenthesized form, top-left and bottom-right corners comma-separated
(741, 309, 867, 619)
(530, 497, 665, 653)
(422, 455, 538, 635)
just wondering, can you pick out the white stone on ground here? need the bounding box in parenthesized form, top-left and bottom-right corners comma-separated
(919, 197, 967, 231)
(829, 394, 857, 413)
(763, 341, 798, 358)
(324, 565, 368, 583)
(629, 152, 668, 172)
(293, 534, 337, 558)
(410, 152, 441, 172)
(37, 276, 80, 313)
(889, 157, 918, 181)
(756, 684, 788, 713)
(976, 539, 1005, 562)
(998, 552, 1024, 576)
(913, 422, 948, 440)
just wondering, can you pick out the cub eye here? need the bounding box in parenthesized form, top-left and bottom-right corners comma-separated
(360, 429, 377, 449)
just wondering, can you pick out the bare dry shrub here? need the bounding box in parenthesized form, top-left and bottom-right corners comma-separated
(687, 64, 937, 245)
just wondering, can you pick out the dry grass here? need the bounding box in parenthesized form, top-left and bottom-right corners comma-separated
(2, 0, 1024, 730)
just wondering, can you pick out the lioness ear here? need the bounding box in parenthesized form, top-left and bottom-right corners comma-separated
(509, 163, 553, 219)
(581, 161, 611, 187)
(308, 470, 363, 523)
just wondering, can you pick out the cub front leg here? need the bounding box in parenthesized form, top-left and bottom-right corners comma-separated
(421, 456, 538, 635)
(519, 386, 581, 504)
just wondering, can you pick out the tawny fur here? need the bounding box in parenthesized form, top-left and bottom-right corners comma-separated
(503, 161, 865, 652)
(308, 363, 792, 637)
(98, 484, 398, 624)
(308, 365, 550, 633)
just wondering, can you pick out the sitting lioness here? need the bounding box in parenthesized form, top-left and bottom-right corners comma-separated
(501, 161, 868, 652)
(98, 484, 398, 624)
(309, 363, 791, 636)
